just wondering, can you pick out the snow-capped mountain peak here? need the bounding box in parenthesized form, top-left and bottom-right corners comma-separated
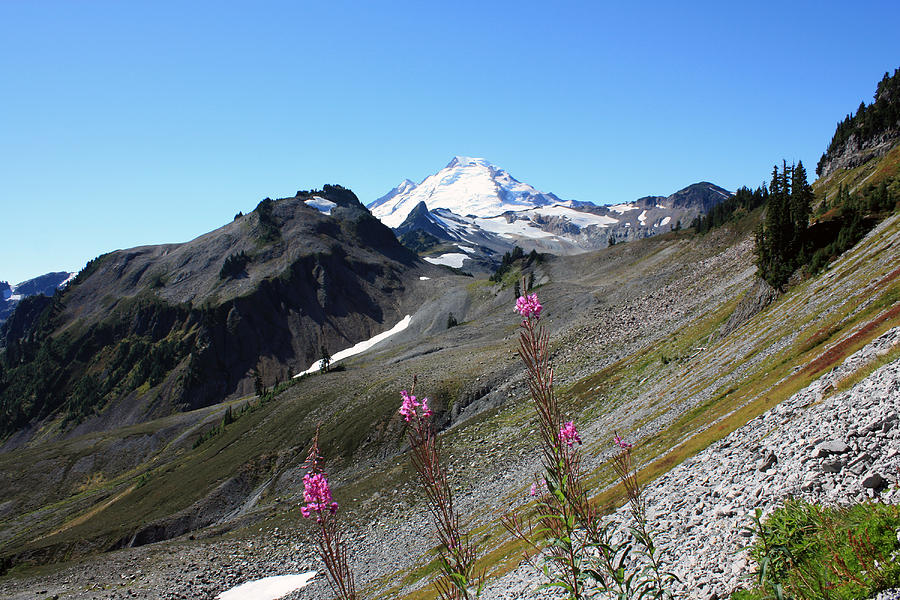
(397, 178, 417, 192)
(445, 155, 492, 170)
(369, 157, 732, 276)
(368, 156, 566, 228)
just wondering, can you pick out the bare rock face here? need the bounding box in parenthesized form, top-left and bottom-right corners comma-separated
(819, 129, 900, 178)
(717, 277, 779, 340)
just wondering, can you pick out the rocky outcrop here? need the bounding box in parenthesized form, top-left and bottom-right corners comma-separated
(818, 68, 900, 177)
(717, 277, 780, 340)
(819, 129, 900, 178)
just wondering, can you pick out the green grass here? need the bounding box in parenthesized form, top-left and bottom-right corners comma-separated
(734, 499, 900, 600)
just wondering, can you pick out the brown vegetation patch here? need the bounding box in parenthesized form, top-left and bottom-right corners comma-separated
(801, 303, 900, 377)
(875, 264, 900, 289)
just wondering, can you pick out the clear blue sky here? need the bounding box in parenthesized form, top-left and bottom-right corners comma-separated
(2, 0, 898, 284)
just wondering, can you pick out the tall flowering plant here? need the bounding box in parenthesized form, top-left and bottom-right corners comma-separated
(400, 384, 483, 599)
(302, 427, 358, 600)
(610, 433, 677, 598)
(503, 287, 676, 600)
(503, 289, 597, 598)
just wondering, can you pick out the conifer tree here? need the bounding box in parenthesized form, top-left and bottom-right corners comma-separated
(320, 345, 331, 373)
(790, 160, 813, 257)
(756, 161, 810, 289)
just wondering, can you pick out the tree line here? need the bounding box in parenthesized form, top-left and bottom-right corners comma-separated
(690, 185, 768, 234)
(817, 68, 900, 176)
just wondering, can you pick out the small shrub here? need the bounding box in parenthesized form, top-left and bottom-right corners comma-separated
(742, 498, 900, 600)
(320, 345, 331, 373)
(220, 251, 249, 279)
(255, 198, 281, 243)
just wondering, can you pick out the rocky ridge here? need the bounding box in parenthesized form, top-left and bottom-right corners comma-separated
(0, 271, 73, 328)
(820, 130, 900, 178)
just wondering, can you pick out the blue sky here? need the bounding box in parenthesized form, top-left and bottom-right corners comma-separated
(1, 0, 898, 284)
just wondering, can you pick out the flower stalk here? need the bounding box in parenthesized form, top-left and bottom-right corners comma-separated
(504, 286, 675, 600)
(400, 383, 483, 599)
(302, 427, 358, 600)
(505, 287, 596, 598)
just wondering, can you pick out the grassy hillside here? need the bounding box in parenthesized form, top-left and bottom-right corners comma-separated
(2, 174, 898, 597)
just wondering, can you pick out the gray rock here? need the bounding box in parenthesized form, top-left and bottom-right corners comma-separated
(821, 458, 844, 474)
(862, 472, 887, 489)
(757, 452, 777, 471)
(814, 440, 850, 457)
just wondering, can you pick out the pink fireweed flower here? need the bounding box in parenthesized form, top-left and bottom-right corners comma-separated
(399, 390, 418, 422)
(613, 432, 632, 449)
(529, 478, 548, 497)
(301, 472, 338, 520)
(399, 390, 432, 422)
(514, 293, 542, 320)
(558, 421, 582, 447)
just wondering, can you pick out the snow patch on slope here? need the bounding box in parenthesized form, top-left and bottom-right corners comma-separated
(294, 316, 412, 377)
(218, 572, 316, 600)
(59, 272, 78, 288)
(423, 253, 469, 268)
(607, 203, 639, 214)
(525, 205, 619, 228)
(474, 216, 557, 239)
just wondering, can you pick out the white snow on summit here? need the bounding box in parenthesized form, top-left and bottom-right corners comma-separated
(305, 196, 337, 215)
(368, 156, 569, 228)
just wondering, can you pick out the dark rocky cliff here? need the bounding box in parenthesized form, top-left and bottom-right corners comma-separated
(0, 185, 432, 441)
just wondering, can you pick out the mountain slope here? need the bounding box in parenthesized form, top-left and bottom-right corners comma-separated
(0, 185, 439, 443)
(3, 205, 898, 597)
(0, 271, 74, 328)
